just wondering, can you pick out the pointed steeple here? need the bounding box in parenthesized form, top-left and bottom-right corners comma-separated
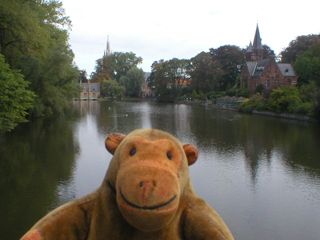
(253, 24, 262, 50)
(106, 35, 111, 56)
(247, 41, 254, 53)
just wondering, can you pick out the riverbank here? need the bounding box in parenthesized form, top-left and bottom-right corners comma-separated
(177, 100, 319, 123)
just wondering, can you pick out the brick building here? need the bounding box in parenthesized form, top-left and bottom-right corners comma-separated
(80, 82, 100, 100)
(241, 25, 298, 95)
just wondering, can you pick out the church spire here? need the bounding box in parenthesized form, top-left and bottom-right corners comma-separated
(106, 35, 111, 56)
(247, 41, 254, 53)
(253, 24, 262, 50)
(103, 36, 111, 58)
(246, 24, 264, 61)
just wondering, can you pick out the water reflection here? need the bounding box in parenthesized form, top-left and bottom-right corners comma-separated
(0, 112, 80, 239)
(1, 100, 320, 240)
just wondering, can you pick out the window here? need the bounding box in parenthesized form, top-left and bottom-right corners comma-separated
(265, 79, 270, 88)
(275, 79, 279, 87)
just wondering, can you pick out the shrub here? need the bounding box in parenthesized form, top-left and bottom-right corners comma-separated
(238, 94, 266, 113)
(314, 92, 320, 119)
(207, 91, 216, 100)
(292, 102, 313, 115)
(226, 88, 236, 96)
(236, 87, 249, 98)
(255, 84, 265, 94)
(191, 90, 198, 100)
(299, 81, 319, 103)
(267, 86, 302, 113)
(197, 91, 206, 101)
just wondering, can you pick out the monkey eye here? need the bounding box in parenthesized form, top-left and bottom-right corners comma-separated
(167, 151, 173, 160)
(130, 148, 136, 156)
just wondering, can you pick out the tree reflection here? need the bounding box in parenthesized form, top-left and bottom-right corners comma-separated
(0, 112, 79, 239)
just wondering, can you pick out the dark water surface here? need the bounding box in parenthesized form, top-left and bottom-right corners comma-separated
(1, 101, 320, 240)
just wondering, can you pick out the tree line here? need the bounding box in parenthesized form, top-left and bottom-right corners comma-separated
(146, 35, 320, 119)
(1, 0, 320, 132)
(0, 0, 79, 132)
(147, 45, 278, 101)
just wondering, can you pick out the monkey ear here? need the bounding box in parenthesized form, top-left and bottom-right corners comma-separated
(182, 144, 198, 166)
(105, 133, 126, 155)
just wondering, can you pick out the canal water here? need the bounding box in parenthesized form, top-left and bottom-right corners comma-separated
(1, 100, 319, 240)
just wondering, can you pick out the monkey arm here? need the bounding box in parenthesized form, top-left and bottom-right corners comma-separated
(20, 191, 97, 240)
(183, 195, 234, 240)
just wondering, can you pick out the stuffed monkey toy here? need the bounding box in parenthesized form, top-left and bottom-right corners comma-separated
(21, 129, 234, 240)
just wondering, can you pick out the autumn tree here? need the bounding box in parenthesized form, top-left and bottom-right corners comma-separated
(91, 56, 115, 84)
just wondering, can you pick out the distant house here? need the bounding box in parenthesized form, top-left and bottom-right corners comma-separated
(80, 82, 100, 100)
(166, 78, 191, 90)
(141, 72, 155, 98)
(241, 25, 298, 95)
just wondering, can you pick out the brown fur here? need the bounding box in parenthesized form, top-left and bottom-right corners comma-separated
(21, 129, 234, 240)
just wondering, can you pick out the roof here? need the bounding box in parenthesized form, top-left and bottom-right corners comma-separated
(246, 59, 270, 77)
(245, 59, 297, 78)
(247, 41, 254, 53)
(277, 63, 297, 77)
(253, 24, 262, 50)
(81, 83, 100, 92)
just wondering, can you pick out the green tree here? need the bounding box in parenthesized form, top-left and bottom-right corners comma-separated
(79, 70, 88, 83)
(262, 45, 276, 58)
(111, 52, 143, 82)
(1, 0, 79, 118)
(294, 42, 320, 87)
(299, 81, 319, 103)
(209, 45, 245, 91)
(102, 80, 125, 99)
(0, 54, 35, 132)
(91, 52, 143, 84)
(18, 41, 79, 117)
(0, 0, 71, 65)
(119, 67, 145, 97)
(280, 34, 320, 63)
(148, 58, 189, 102)
(189, 52, 223, 93)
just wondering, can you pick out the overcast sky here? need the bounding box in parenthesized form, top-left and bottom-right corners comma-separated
(62, 0, 320, 75)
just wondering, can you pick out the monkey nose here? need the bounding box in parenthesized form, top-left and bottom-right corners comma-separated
(139, 180, 156, 188)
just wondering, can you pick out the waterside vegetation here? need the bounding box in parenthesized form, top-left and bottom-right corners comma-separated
(0, 0, 79, 131)
(1, 0, 320, 132)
